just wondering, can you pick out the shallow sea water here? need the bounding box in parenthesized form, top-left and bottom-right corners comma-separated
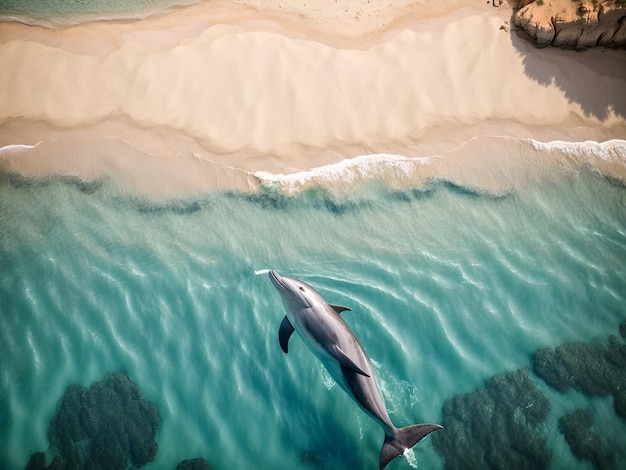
(1, 166, 625, 469)
(0, 0, 196, 24)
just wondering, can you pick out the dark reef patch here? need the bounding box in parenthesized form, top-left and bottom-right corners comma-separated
(432, 368, 552, 470)
(25, 452, 45, 470)
(434, 322, 626, 469)
(176, 457, 212, 470)
(532, 329, 626, 419)
(606, 335, 626, 368)
(26, 371, 160, 470)
(228, 186, 367, 214)
(128, 195, 212, 216)
(558, 408, 616, 469)
(300, 450, 328, 468)
(0, 169, 105, 194)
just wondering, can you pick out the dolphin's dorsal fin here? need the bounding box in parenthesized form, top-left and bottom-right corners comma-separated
(330, 304, 351, 315)
(279, 316, 295, 354)
(334, 345, 370, 377)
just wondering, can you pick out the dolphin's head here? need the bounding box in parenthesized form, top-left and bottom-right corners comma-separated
(269, 271, 315, 311)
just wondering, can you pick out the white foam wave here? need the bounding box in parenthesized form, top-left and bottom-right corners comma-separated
(254, 269, 270, 276)
(254, 153, 438, 193)
(253, 139, 626, 194)
(530, 139, 626, 162)
(0, 143, 42, 157)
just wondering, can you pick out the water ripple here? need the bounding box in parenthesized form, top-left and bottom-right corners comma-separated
(2, 167, 626, 469)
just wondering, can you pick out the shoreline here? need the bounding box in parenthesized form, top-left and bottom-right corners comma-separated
(1, 1, 625, 196)
(0, 1, 510, 49)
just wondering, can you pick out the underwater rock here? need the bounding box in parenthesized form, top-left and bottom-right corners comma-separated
(614, 391, 626, 419)
(176, 458, 212, 470)
(558, 408, 616, 469)
(27, 371, 160, 470)
(532, 331, 626, 419)
(433, 368, 552, 469)
(533, 341, 616, 395)
(620, 321, 626, 339)
(606, 335, 626, 367)
(25, 452, 45, 470)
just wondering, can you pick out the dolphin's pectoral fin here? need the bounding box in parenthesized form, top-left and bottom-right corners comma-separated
(334, 345, 370, 377)
(278, 316, 295, 354)
(330, 304, 351, 315)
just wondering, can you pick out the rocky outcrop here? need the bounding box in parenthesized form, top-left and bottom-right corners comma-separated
(514, 0, 626, 49)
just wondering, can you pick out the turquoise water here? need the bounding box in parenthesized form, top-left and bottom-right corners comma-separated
(0, 0, 196, 24)
(1, 168, 625, 469)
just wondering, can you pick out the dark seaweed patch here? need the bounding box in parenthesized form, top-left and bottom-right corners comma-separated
(435, 322, 626, 469)
(384, 185, 437, 203)
(439, 179, 485, 199)
(229, 185, 367, 214)
(0, 169, 105, 194)
(559, 408, 616, 469)
(26, 372, 160, 470)
(437, 179, 512, 200)
(128, 195, 212, 216)
(60, 175, 104, 195)
(300, 451, 328, 468)
(433, 368, 552, 470)
(176, 458, 212, 470)
(532, 331, 626, 419)
(383, 179, 509, 206)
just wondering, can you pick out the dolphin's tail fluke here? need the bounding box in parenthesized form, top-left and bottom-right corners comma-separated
(379, 423, 443, 470)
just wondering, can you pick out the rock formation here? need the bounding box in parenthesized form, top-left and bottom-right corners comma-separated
(513, 0, 626, 49)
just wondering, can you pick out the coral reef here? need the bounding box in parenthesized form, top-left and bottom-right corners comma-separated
(558, 408, 616, 469)
(26, 372, 160, 470)
(435, 322, 626, 468)
(432, 368, 552, 469)
(25, 452, 45, 470)
(533, 333, 626, 419)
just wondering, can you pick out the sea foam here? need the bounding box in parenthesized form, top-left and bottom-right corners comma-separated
(530, 139, 626, 162)
(254, 153, 438, 193)
(252, 138, 626, 194)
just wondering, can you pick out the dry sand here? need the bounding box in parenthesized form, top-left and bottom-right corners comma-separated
(0, 0, 625, 195)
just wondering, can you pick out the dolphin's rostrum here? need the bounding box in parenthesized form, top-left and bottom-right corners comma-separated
(268, 270, 442, 469)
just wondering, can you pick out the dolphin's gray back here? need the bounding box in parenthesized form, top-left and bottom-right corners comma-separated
(312, 305, 394, 434)
(339, 362, 395, 435)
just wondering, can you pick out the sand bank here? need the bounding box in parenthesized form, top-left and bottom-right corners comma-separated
(0, 0, 625, 195)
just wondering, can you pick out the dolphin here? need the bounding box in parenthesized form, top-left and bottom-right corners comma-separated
(268, 271, 442, 469)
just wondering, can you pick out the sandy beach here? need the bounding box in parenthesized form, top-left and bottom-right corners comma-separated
(0, 0, 625, 195)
